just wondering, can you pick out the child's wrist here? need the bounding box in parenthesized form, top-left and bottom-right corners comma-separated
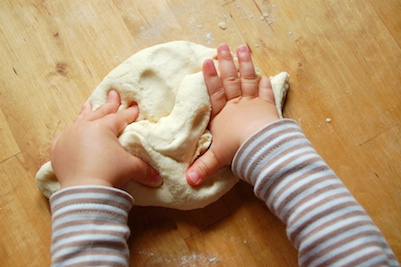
(239, 116, 280, 144)
(60, 177, 114, 189)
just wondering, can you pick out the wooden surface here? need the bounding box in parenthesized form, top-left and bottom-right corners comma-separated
(1, 0, 400, 266)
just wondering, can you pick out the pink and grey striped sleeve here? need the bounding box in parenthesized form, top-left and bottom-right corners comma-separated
(50, 186, 134, 267)
(232, 119, 399, 267)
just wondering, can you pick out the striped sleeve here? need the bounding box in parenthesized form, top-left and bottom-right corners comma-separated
(232, 119, 399, 267)
(50, 186, 134, 267)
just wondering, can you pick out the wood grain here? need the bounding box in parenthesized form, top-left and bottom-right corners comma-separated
(0, 0, 400, 266)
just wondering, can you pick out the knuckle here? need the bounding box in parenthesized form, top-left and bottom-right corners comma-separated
(241, 76, 259, 86)
(98, 102, 118, 116)
(240, 72, 258, 81)
(197, 159, 210, 178)
(241, 75, 257, 81)
(106, 101, 120, 110)
(210, 87, 226, 101)
(197, 150, 222, 177)
(225, 76, 240, 84)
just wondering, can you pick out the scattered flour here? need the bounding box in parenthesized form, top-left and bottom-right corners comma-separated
(138, 251, 220, 266)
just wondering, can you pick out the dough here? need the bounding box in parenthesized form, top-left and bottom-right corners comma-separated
(36, 41, 290, 210)
(270, 71, 290, 119)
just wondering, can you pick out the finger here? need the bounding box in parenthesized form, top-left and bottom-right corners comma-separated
(203, 59, 226, 119)
(217, 44, 241, 99)
(80, 101, 92, 115)
(74, 101, 92, 122)
(186, 148, 224, 186)
(102, 103, 140, 135)
(85, 90, 121, 121)
(126, 156, 163, 187)
(258, 76, 275, 104)
(237, 45, 259, 97)
(50, 132, 63, 153)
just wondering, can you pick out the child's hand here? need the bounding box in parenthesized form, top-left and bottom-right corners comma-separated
(186, 44, 279, 186)
(51, 90, 163, 189)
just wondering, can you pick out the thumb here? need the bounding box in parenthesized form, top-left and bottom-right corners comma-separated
(186, 148, 224, 186)
(125, 155, 163, 187)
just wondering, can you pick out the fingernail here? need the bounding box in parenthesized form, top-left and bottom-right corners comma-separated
(188, 170, 201, 186)
(81, 101, 89, 110)
(220, 43, 229, 51)
(150, 172, 163, 186)
(219, 44, 230, 56)
(238, 45, 247, 54)
(108, 89, 117, 99)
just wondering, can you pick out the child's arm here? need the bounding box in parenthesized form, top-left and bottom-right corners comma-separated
(187, 44, 399, 266)
(233, 119, 399, 266)
(50, 186, 133, 266)
(49, 91, 162, 266)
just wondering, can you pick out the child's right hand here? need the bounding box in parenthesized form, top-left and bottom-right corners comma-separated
(50, 90, 163, 189)
(186, 44, 280, 186)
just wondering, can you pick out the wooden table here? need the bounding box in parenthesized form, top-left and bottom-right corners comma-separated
(1, 0, 400, 266)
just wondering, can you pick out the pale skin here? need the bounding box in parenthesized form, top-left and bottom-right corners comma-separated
(186, 44, 279, 186)
(50, 43, 279, 189)
(50, 90, 163, 189)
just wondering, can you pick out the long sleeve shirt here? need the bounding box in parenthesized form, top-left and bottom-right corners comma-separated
(50, 186, 133, 266)
(232, 119, 398, 266)
(50, 119, 399, 266)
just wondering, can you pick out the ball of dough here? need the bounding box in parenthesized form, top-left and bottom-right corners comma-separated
(36, 41, 290, 210)
(37, 41, 238, 210)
